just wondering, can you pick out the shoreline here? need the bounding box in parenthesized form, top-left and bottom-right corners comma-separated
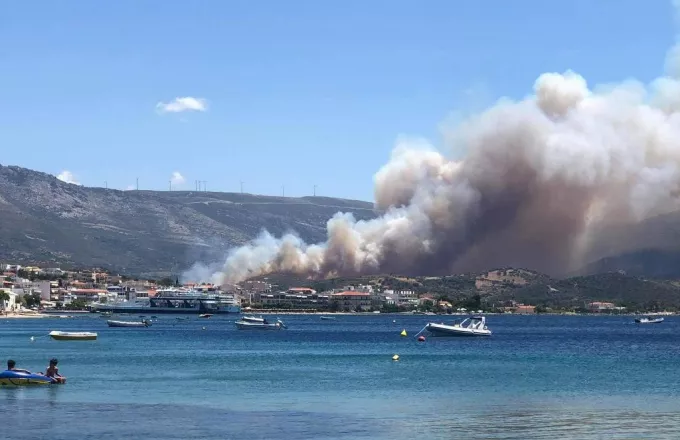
(0, 311, 75, 319)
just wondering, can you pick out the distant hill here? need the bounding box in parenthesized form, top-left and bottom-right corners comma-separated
(265, 269, 680, 310)
(0, 165, 378, 277)
(3, 164, 680, 286)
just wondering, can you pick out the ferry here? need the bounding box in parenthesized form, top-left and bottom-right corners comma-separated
(92, 288, 241, 315)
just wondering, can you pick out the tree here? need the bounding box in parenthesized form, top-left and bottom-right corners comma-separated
(0, 290, 9, 310)
(157, 277, 174, 287)
(69, 299, 89, 310)
(354, 303, 363, 313)
(23, 292, 42, 309)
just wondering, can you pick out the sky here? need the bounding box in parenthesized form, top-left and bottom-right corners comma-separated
(0, 0, 676, 201)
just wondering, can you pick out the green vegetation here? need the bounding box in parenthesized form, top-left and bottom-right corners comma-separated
(67, 299, 89, 310)
(22, 292, 42, 309)
(259, 268, 680, 311)
(0, 290, 9, 309)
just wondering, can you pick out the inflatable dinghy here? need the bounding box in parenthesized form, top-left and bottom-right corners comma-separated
(0, 370, 65, 386)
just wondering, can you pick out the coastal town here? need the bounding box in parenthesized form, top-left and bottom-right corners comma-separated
(0, 262, 666, 316)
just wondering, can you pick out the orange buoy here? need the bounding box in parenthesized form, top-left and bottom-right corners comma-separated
(417, 335, 426, 342)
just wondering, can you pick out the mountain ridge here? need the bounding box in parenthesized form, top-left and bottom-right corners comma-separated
(0, 164, 378, 277)
(3, 164, 680, 281)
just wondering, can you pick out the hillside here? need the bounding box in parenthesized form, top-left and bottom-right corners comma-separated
(0, 165, 378, 277)
(262, 269, 680, 310)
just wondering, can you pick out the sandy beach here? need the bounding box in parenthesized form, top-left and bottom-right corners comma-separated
(0, 311, 52, 319)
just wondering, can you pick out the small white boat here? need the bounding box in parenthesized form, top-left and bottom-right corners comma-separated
(49, 331, 98, 341)
(235, 316, 286, 330)
(635, 316, 664, 324)
(320, 315, 336, 321)
(107, 319, 151, 328)
(199, 314, 212, 319)
(424, 316, 492, 337)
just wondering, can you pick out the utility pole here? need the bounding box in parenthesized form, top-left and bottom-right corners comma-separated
(240, 181, 244, 194)
(169, 180, 172, 191)
(282, 185, 285, 197)
(136, 178, 139, 191)
(202, 181, 207, 192)
(313, 184, 317, 196)
(105, 181, 108, 189)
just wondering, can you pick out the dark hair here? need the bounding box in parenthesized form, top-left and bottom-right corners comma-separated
(7, 359, 15, 369)
(50, 358, 58, 365)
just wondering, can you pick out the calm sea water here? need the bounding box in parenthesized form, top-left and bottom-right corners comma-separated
(1, 314, 680, 439)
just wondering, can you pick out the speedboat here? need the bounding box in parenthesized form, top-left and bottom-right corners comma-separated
(235, 316, 286, 330)
(199, 313, 212, 318)
(49, 331, 98, 341)
(0, 370, 65, 386)
(424, 316, 492, 337)
(107, 319, 151, 328)
(635, 316, 664, 324)
(320, 315, 336, 321)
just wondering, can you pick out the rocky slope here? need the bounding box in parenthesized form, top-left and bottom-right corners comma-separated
(0, 165, 377, 277)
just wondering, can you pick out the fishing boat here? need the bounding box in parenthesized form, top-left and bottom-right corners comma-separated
(0, 370, 64, 386)
(423, 316, 492, 337)
(107, 319, 152, 328)
(49, 331, 98, 341)
(235, 316, 286, 330)
(198, 313, 212, 318)
(635, 316, 664, 324)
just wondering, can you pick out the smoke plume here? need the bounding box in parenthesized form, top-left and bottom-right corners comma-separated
(195, 22, 680, 285)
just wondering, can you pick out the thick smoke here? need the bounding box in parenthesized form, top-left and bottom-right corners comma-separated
(192, 27, 680, 285)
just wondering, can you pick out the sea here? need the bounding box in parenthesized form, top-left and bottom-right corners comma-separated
(1, 314, 680, 440)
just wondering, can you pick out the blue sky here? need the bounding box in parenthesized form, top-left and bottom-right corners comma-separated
(0, 0, 675, 200)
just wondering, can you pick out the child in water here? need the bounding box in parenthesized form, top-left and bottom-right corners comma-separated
(44, 358, 65, 384)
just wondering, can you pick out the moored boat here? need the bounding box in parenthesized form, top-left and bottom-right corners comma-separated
(424, 316, 492, 337)
(92, 288, 241, 315)
(235, 316, 286, 330)
(320, 315, 336, 320)
(635, 316, 664, 324)
(49, 331, 98, 341)
(107, 319, 151, 328)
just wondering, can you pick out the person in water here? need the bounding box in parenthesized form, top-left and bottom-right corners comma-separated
(43, 358, 64, 384)
(6, 359, 31, 374)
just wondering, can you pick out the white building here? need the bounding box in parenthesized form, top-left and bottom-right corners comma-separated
(1, 290, 18, 311)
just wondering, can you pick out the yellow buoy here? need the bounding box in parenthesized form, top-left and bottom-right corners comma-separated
(392, 354, 399, 361)
(400, 329, 407, 337)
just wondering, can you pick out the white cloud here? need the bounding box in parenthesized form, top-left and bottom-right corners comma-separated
(156, 97, 208, 114)
(125, 185, 135, 191)
(56, 170, 80, 185)
(170, 171, 185, 186)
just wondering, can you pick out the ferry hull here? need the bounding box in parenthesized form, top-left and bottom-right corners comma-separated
(94, 305, 241, 314)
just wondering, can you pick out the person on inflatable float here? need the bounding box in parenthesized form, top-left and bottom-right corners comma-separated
(43, 358, 65, 384)
(6, 359, 31, 374)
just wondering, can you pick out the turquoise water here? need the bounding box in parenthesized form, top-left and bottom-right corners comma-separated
(2, 314, 680, 439)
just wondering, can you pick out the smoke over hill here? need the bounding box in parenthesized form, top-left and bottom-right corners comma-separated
(194, 12, 680, 285)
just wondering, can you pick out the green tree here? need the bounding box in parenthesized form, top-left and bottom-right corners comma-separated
(157, 277, 174, 287)
(24, 292, 42, 308)
(354, 303, 363, 313)
(69, 299, 89, 310)
(0, 290, 9, 310)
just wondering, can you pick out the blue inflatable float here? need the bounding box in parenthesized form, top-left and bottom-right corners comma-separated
(0, 370, 63, 386)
